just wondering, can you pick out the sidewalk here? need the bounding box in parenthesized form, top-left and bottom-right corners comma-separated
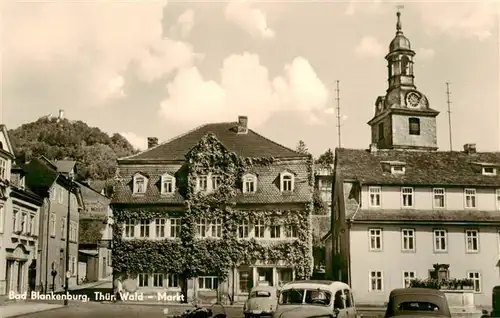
(0, 303, 63, 318)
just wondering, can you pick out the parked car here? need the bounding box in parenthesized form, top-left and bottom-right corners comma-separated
(243, 284, 279, 318)
(384, 288, 451, 318)
(272, 280, 357, 318)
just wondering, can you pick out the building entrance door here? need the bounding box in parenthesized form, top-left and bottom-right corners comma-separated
(6, 260, 14, 292)
(17, 261, 26, 293)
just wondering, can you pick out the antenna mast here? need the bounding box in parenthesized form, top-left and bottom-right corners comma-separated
(335, 80, 341, 149)
(446, 82, 453, 151)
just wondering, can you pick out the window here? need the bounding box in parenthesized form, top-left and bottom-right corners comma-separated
(51, 188, 57, 201)
(496, 189, 500, 210)
(61, 218, 66, 239)
(50, 213, 56, 236)
(134, 176, 146, 194)
(161, 175, 174, 194)
(29, 215, 35, 235)
(369, 271, 383, 291)
(401, 187, 413, 208)
(281, 173, 294, 192)
(482, 167, 497, 176)
(211, 175, 221, 190)
(401, 229, 415, 252)
(167, 274, 179, 288)
(238, 269, 251, 293)
(409, 118, 420, 135)
(210, 219, 222, 238)
(0, 158, 5, 179)
(401, 56, 410, 75)
(21, 212, 27, 233)
(467, 272, 481, 292)
(433, 188, 445, 208)
(369, 187, 381, 207)
(465, 229, 479, 252)
(58, 188, 64, 204)
(155, 218, 166, 238)
(465, 188, 476, 208)
(198, 276, 218, 290)
(0, 205, 4, 233)
(138, 273, 149, 287)
(12, 209, 18, 232)
(169, 218, 181, 238)
(139, 219, 150, 238)
(153, 273, 164, 287)
(124, 219, 136, 238)
(403, 271, 416, 288)
(254, 219, 265, 238)
(198, 176, 208, 191)
(270, 225, 281, 238)
(334, 290, 344, 309)
(433, 229, 447, 252)
(285, 225, 298, 238)
(378, 123, 384, 141)
(238, 219, 249, 238)
(319, 179, 332, 203)
(196, 218, 208, 237)
(391, 165, 405, 174)
(368, 228, 382, 251)
(343, 289, 353, 308)
(243, 174, 256, 193)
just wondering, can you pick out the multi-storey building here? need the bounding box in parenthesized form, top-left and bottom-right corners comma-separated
(0, 126, 43, 296)
(77, 180, 113, 282)
(325, 12, 500, 307)
(111, 116, 314, 303)
(23, 157, 84, 292)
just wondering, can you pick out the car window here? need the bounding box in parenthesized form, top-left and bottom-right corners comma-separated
(279, 289, 304, 305)
(334, 290, 345, 309)
(343, 289, 353, 308)
(251, 291, 272, 298)
(397, 301, 440, 312)
(304, 290, 331, 306)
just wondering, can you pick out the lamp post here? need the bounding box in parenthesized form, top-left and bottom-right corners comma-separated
(64, 172, 74, 306)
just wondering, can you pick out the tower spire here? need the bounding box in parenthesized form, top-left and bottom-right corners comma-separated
(396, 5, 404, 34)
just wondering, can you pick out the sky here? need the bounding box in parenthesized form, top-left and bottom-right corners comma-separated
(2, 0, 499, 157)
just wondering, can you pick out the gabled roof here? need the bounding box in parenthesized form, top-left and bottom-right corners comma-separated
(23, 157, 59, 195)
(119, 122, 303, 162)
(336, 148, 500, 186)
(53, 160, 76, 174)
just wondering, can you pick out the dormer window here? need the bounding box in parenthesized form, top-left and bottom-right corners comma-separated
(161, 174, 175, 194)
(133, 174, 147, 194)
(280, 172, 294, 192)
(243, 173, 257, 193)
(198, 175, 208, 192)
(381, 161, 406, 175)
(392, 165, 405, 174)
(482, 167, 497, 176)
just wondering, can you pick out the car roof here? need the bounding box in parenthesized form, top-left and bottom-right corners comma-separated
(251, 285, 277, 292)
(389, 288, 446, 297)
(281, 280, 350, 291)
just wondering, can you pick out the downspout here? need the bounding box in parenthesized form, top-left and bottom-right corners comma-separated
(44, 197, 51, 293)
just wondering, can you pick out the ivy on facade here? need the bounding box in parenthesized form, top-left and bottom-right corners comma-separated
(112, 133, 314, 281)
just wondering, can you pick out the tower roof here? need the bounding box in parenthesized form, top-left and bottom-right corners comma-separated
(389, 11, 411, 52)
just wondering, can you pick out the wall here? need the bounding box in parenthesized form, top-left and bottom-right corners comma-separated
(391, 114, 437, 149)
(371, 116, 393, 149)
(349, 223, 500, 306)
(361, 185, 500, 211)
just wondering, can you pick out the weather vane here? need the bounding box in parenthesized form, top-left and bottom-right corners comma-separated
(396, 4, 404, 33)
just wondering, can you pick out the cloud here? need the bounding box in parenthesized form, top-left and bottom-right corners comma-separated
(176, 9, 195, 39)
(3, 1, 197, 106)
(159, 53, 329, 128)
(105, 76, 126, 100)
(416, 1, 498, 41)
(225, 0, 275, 39)
(417, 48, 435, 59)
(344, 0, 383, 16)
(355, 36, 384, 57)
(120, 132, 148, 151)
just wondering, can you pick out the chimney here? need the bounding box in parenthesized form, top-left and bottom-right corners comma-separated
(369, 143, 378, 153)
(237, 116, 248, 134)
(58, 109, 64, 119)
(147, 137, 158, 149)
(463, 143, 477, 154)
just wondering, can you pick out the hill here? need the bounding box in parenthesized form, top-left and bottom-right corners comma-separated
(9, 117, 138, 180)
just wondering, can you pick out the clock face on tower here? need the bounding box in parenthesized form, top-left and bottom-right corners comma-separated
(406, 91, 421, 108)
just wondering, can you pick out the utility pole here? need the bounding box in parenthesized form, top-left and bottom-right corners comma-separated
(64, 173, 74, 305)
(335, 80, 341, 149)
(446, 82, 453, 151)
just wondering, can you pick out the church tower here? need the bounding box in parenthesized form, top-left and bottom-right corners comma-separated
(368, 10, 439, 151)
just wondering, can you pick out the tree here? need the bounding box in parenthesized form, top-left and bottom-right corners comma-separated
(296, 140, 309, 155)
(316, 148, 334, 166)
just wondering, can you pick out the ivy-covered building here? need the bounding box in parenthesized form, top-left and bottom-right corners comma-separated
(111, 116, 314, 303)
